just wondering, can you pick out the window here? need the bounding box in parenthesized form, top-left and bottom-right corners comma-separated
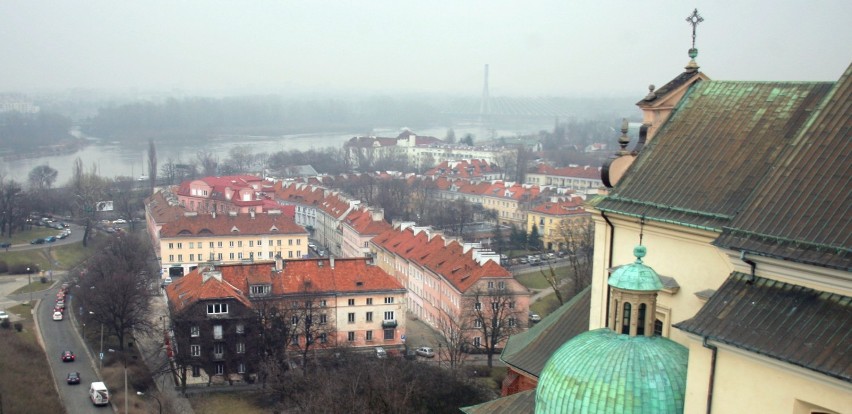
(622, 303, 632, 335)
(288, 239, 293, 246)
(248, 240, 253, 247)
(207, 303, 229, 315)
(498, 281, 506, 290)
(348, 332, 355, 342)
(319, 314, 327, 325)
(473, 337, 481, 347)
(474, 302, 482, 311)
(384, 311, 394, 321)
(229, 241, 234, 247)
(250, 285, 270, 296)
(217, 253, 222, 260)
(290, 333, 299, 346)
(348, 313, 355, 323)
(257, 239, 261, 246)
(487, 281, 494, 289)
(229, 253, 235, 260)
(508, 317, 516, 327)
(474, 320, 483, 328)
(192, 365, 201, 377)
(217, 241, 223, 248)
(319, 300, 327, 307)
(384, 297, 394, 304)
(654, 319, 664, 337)
(190, 326, 200, 337)
(277, 240, 282, 246)
(237, 362, 246, 374)
(215, 363, 224, 375)
(366, 298, 373, 305)
(236, 324, 245, 334)
(348, 299, 355, 306)
(268, 240, 272, 246)
(209, 242, 214, 248)
(383, 329, 394, 340)
(168, 255, 174, 262)
(292, 315, 299, 325)
(288, 251, 293, 258)
(319, 333, 327, 343)
(491, 302, 499, 311)
(168, 243, 174, 249)
(366, 330, 373, 341)
(177, 242, 183, 249)
(190, 345, 200, 357)
(297, 239, 301, 245)
(637, 303, 647, 336)
(213, 343, 224, 358)
(236, 342, 245, 354)
(189, 254, 195, 261)
(237, 241, 242, 247)
(213, 325, 223, 340)
(366, 312, 373, 322)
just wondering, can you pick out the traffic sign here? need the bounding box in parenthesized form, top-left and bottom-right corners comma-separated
(99, 352, 104, 360)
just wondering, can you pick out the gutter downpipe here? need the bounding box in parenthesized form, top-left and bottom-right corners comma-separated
(703, 336, 718, 414)
(601, 211, 615, 327)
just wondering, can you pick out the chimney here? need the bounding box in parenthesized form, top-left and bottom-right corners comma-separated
(212, 211, 216, 219)
(228, 211, 237, 217)
(274, 253, 284, 271)
(329, 256, 335, 269)
(250, 210, 255, 219)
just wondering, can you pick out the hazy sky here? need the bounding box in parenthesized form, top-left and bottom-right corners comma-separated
(1, 0, 850, 97)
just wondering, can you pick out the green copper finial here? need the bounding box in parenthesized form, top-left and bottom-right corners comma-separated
(634, 245, 647, 262)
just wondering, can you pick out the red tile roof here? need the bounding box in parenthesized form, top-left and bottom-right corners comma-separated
(166, 269, 252, 314)
(530, 196, 586, 215)
(532, 163, 601, 180)
(159, 211, 306, 238)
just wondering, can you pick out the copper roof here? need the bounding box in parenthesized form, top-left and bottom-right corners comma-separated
(675, 272, 852, 382)
(714, 65, 852, 270)
(599, 80, 834, 230)
(500, 287, 590, 378)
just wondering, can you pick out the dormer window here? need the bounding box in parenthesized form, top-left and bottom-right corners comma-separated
(250, 285, 271, 297)
(207, 303, 229, 315)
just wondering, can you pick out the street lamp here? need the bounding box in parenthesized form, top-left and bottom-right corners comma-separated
(26, 267, 31, 304)
(108, 349, 128, 414)
(90, 311, 104, 370)
(136, 391, 162, 414)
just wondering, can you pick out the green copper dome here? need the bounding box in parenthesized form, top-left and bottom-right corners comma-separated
(608, 245, 663, 291)
(535, 328, 688, 414)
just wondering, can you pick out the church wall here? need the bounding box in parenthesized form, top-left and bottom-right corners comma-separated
(683, 338, 851, 414)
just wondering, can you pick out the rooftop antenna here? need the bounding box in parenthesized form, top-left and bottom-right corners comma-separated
(684, 8, 703, 72)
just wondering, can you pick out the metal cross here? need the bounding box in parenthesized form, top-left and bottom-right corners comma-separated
(686, 9, 704, 49)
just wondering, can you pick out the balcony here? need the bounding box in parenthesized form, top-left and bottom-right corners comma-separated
(381, 319, 398, 328)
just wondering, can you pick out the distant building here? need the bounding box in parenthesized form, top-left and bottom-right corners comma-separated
(175, 175, 279, 214)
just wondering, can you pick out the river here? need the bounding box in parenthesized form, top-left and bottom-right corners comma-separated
(0, 123, 546, 185)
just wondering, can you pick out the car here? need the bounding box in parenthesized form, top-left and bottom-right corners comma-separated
(54, 306, 65, 314)
(529, 312, 542, 323)
(56, 299, 65, 308)
(61, 351, 75, 362)
(161, 276, 173, 289)
(403, 348, 417, 360)
(415, 347, 435, 358)
(0, 310, 9, 320)
(375, 346, 387, 359)
(0, 242, 11, 248)
(45, 236, 57, 243)
(112, 219, 127, 224)
(30, 238, 45, 244)
(53, 311, 64, 321)
(519, 257, 528, 264)
(56, 232, 68, 239)
(66, 371, 81, 385)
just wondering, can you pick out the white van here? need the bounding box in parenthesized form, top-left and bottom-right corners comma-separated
(89, 382, 110, 406)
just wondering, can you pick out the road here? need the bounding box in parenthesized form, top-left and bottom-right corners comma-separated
(1, 223, 86, 253)
(36, 286, 106, 414)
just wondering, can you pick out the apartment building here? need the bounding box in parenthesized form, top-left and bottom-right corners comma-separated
(372, 223, 530, 348)
(175, 175, 279, 214)
(525, 196, 589, 251)
(165, 257, 407, 384)
(158, 210, 308, 277)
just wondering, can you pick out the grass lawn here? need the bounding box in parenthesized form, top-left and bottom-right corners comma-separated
(190, 392, 270, 414)
(531, 291, 562, 319)
(515, 271, 551, 289)
(0, 240, 101, 274)
(0, 227, 58, 245)
(0, 305, 64, 414)
(0, 248, 52, 271)
(10, 277, 54, 295)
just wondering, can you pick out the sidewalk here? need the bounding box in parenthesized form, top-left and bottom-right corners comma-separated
(134, 293, 196, 414)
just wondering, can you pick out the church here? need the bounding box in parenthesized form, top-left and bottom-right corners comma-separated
(464, 9, 850, 414)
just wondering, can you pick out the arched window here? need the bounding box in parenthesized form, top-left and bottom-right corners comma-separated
(637, 304, 647, 336)
(622, 303, 631, 334)
(654, 319, 664, 336)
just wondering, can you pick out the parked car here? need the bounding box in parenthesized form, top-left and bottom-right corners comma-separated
(61, 350, 75, 362)
(529, 312, 542, 323)
(45, 236, 57, 243)
(66, 371, 81, 385)
(0, 242, 10, 248)
(113, 218, 127, 224)
(0, 310, 9, 320)
(415, 346, 435, 358)
(375, 346, 387, 359)
(404, 348, 417, 360)
(30, 238, 45, 244)
(53, 311, 64, 321)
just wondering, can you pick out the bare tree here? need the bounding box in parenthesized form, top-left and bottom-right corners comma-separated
(466, 285, 526, 368)
(147, 139, 157, 191)
(227, 145, 255, 173)
(0, 176, 27, 238)
(558, 216, 594, 297)
(74, 233, 157, 351)
(71, 157, 107, 247)
(110, 177, 142, 229)
(436, 311, 470, 370)
(196, 150, 219, 177)
(284, 282, 338, 374)
(27, 164, 58, 191)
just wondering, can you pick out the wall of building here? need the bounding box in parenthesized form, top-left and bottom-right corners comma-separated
(160, 234, 308, 275)
(333, 292, 406, 349)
